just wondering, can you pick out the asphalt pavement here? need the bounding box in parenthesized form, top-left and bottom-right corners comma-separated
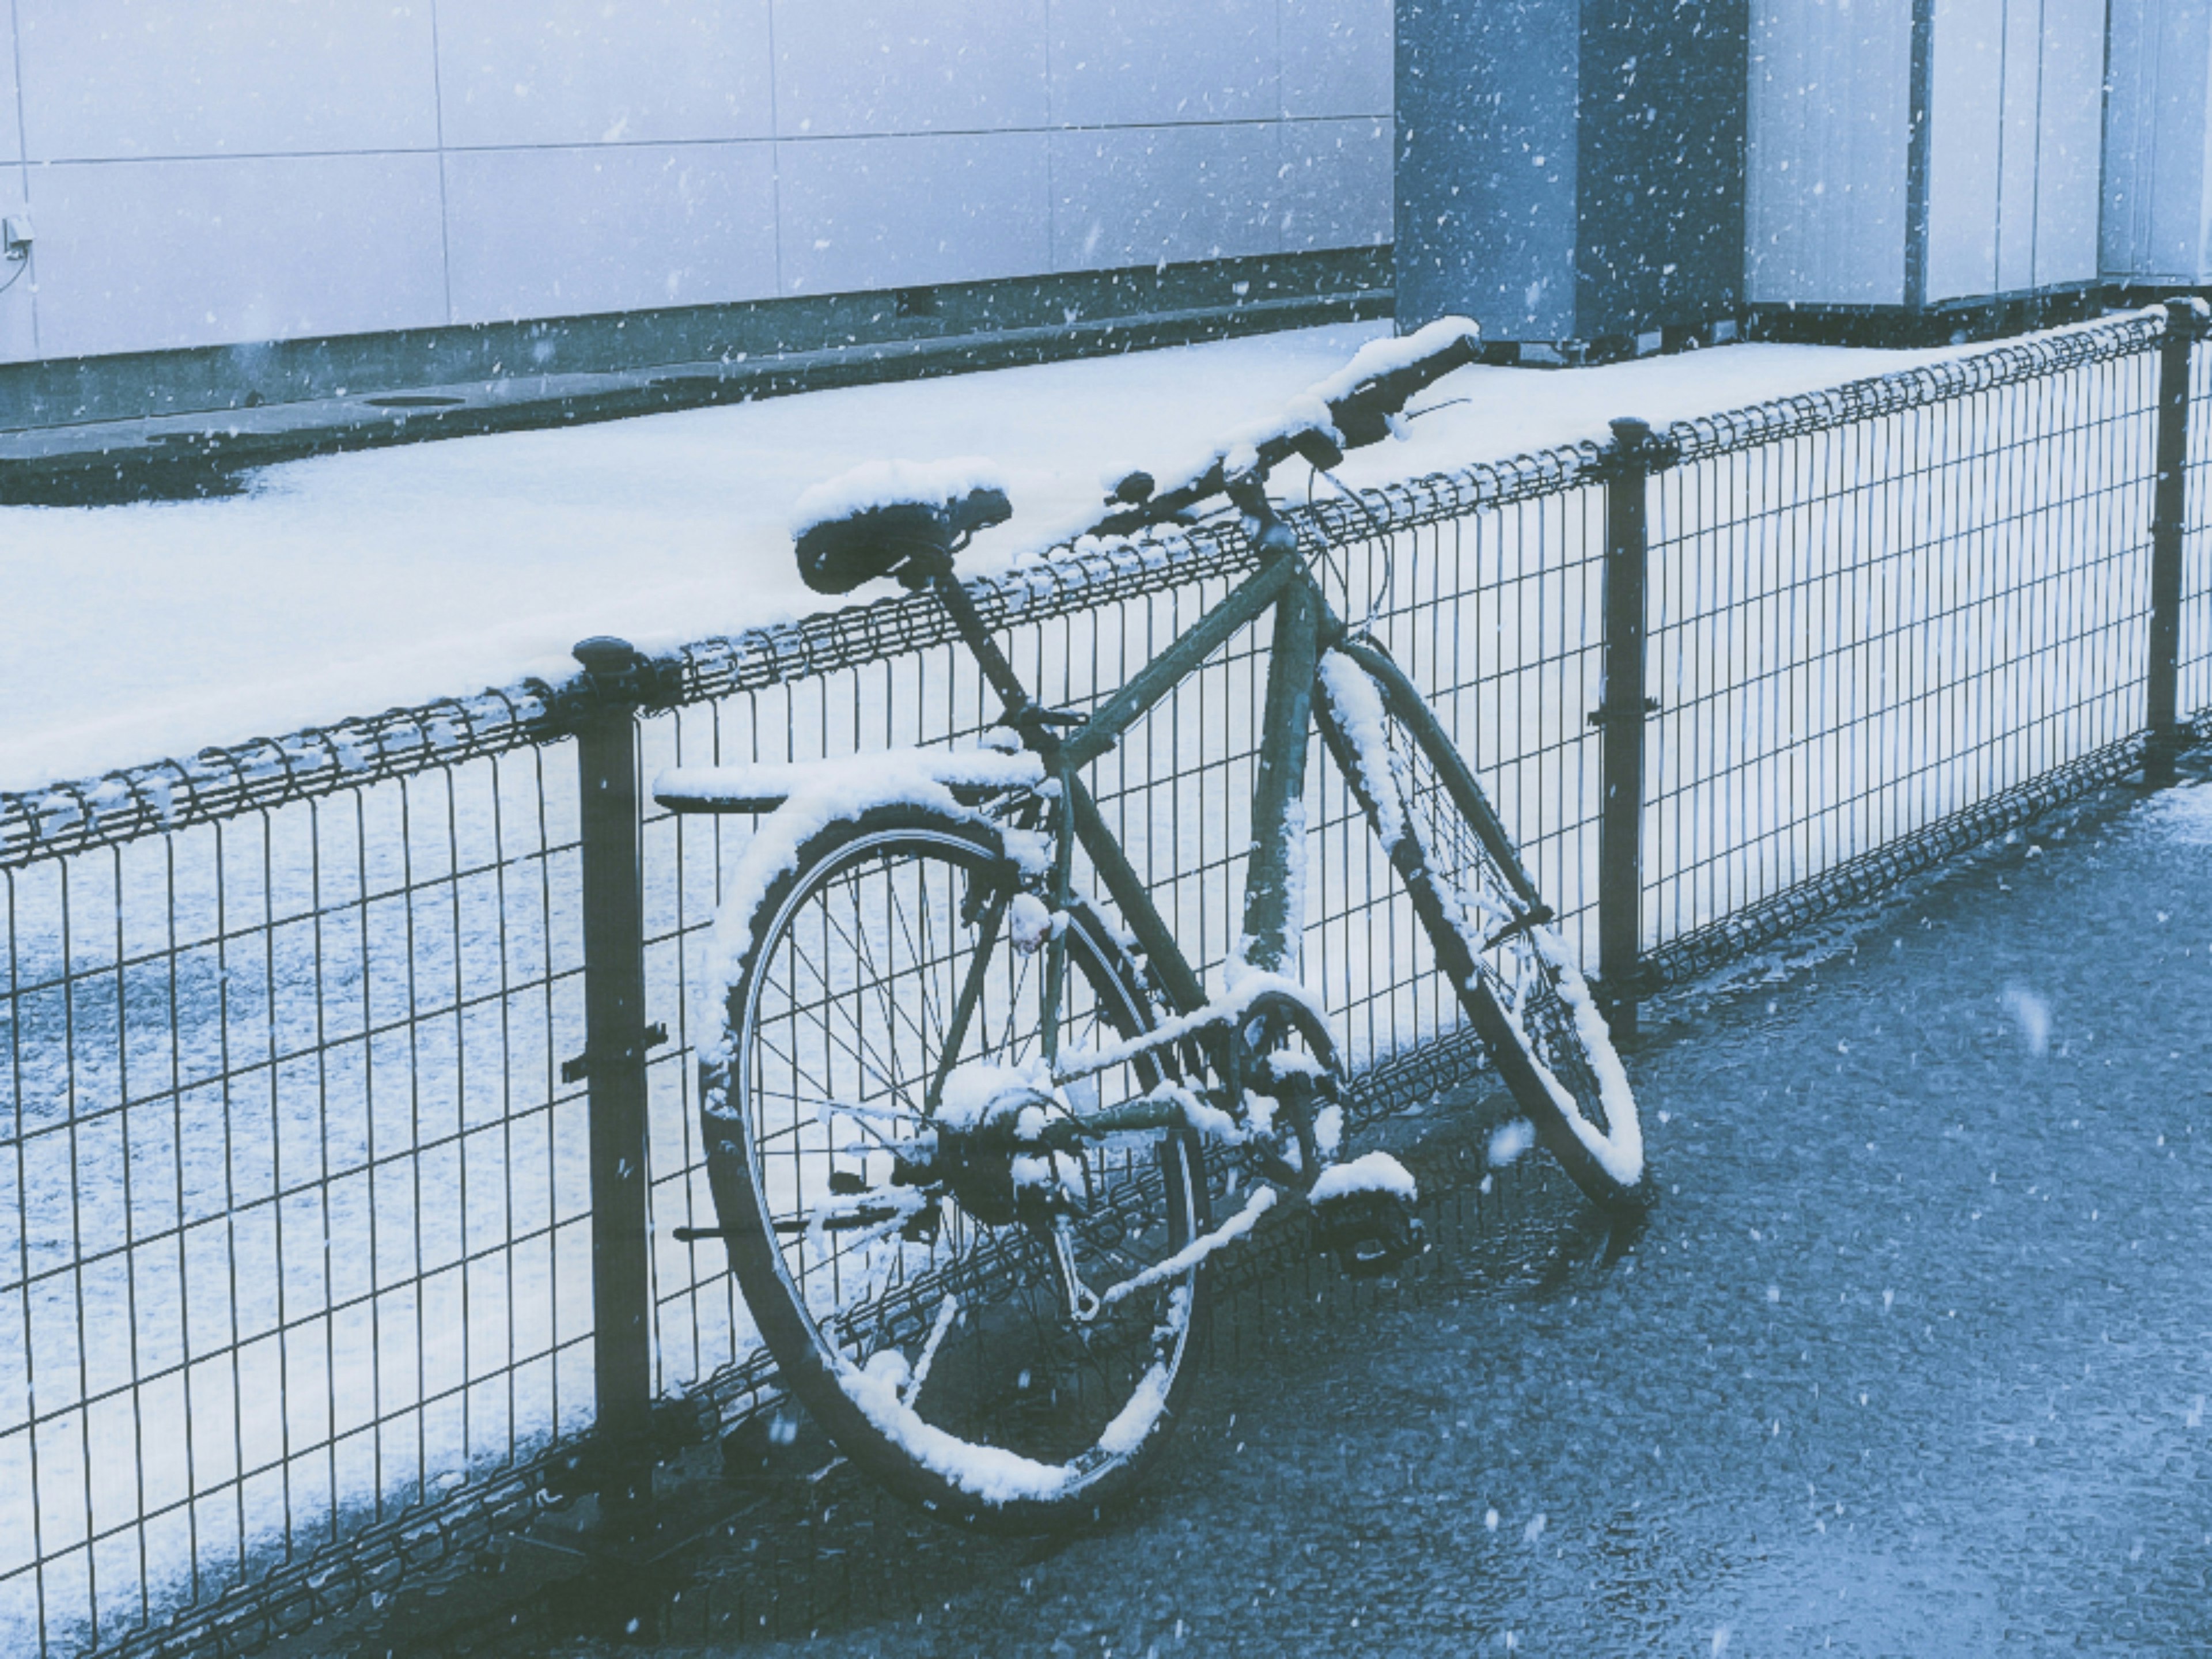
(482, 758, 2212, 1659)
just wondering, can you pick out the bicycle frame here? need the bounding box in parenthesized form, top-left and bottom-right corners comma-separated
(922, 533, 1537, 1099)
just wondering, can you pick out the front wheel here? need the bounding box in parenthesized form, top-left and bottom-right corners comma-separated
(1315, 647, 1646, 1209)
(702, 804, 1209, 1529)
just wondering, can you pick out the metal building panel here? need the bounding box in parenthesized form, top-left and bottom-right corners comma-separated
(2033, 0, 2105, 286)
(1745, 0, 1911, 305)
(1995, 0, 2041, 290)
(1394, 0, 1581, 338)
(1926, 0, 2004, 301)
(2102, 0, 2212, 282)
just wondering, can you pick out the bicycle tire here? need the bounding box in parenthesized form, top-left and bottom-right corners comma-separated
(1314, 646, 1646, 1209)
(702, 803, 1210, 1528)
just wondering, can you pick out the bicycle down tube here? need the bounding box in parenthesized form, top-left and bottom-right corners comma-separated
(930, 538, 1325, 1030)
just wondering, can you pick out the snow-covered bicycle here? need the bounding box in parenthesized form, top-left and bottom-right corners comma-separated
(660, 321, 1644, 1528)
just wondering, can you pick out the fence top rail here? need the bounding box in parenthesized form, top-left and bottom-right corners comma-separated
(1657, 306, 2170, 467)
(1, 304, 2179, 871)
(0, 438, 1601, 870)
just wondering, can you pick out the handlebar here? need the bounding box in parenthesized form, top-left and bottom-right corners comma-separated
(1086, 318, 1481, 541)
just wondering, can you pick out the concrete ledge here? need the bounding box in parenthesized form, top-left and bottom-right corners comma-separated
(0, 249, 1391, 505)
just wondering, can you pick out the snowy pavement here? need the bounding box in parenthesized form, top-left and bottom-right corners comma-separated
(443, 758, 2212, 1658)
(1, 326, 1951, 795)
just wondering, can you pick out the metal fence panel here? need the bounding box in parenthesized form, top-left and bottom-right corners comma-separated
(1645, 339, 2160, 952)
(3, 751, 592, 1657)
(1, 309, 2205, 1659)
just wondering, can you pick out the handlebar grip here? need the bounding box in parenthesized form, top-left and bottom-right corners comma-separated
(1327, 328, 1482, 449)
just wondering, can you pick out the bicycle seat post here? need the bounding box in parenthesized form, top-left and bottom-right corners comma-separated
(916, 553, 1046, 737)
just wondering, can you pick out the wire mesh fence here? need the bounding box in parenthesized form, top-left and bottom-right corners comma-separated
(1643, 312, 2167, 969)
(3, 305, 2207, 1659)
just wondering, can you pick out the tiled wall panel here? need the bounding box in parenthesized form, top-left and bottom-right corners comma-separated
(29, 154, 448, 357)
(1051, 123, 1282, 270)
(436, 0, 774, 149)
(777, 132, 1052, 294)
(16, 0, 440, 160)
(1048, 0, 1282, 127)
(5, 2, 1392, 365)
(444, 143, 780, 324)
(772, 0, 1050, 136)
(1282, 0, 1395, 119)
(1281, 118, 1392, 251)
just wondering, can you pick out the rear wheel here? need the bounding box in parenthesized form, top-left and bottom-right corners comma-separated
(703, 805, 1208, 1528)
(1315, 647, 1645, 1209)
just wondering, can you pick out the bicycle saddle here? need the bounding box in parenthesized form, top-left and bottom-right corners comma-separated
(791, 466, 1013, 595)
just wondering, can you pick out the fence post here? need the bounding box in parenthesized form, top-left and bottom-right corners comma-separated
(570, 635, 660, 1531)
(1594, 418, 1656, 1040)
(2147, 300, 2198, 787)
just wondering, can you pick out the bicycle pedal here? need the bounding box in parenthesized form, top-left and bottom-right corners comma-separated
(1309, 1188, 1428, 1279)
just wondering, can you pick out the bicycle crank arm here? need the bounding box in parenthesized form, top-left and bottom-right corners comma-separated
(770, 1209, 914, 1234)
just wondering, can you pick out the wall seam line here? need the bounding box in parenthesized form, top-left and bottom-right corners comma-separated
(430, 0, 454, 327)
(767, 2, 785, 298)
(11, 113, 1378, 172)
(8, 0, 36, 356)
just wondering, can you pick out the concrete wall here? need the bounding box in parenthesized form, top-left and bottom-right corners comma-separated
(1396, 0, 1743, 346)
(0, 0, 1392, 368)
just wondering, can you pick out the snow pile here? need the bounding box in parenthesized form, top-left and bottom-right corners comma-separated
(1120, 315, 1483, 503)
(1488, 1118, 1538, 1168)
(1, 320, 1960, 794)
(2143, 779, 2212, 846)
(789, 456, 1009, 538)
(935, 1056, 1054, 1132)
(654, 747, 1042, 811)
(1300, 315, 1483, 407)
(1308, 1149, 1419, 1204)
(838, 1350, 1080, 1507)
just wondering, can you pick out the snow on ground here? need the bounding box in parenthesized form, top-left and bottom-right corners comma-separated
(2143, 778, 2212, 844)
(0, 326, 1950, 794)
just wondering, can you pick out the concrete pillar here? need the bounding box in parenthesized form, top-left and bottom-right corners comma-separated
(1395, 0, 1748, 358)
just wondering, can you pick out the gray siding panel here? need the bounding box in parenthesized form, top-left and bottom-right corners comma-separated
(1394, 0, 1581, 339)
(2035, 0, 2105, 286)
(1746, 0, 1912, 306)
(2103, 0, 2212, 283)
(1, 7, 20, 168)
(1927, 0, 2004, 301)
(1995, 0, 2041, 290)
